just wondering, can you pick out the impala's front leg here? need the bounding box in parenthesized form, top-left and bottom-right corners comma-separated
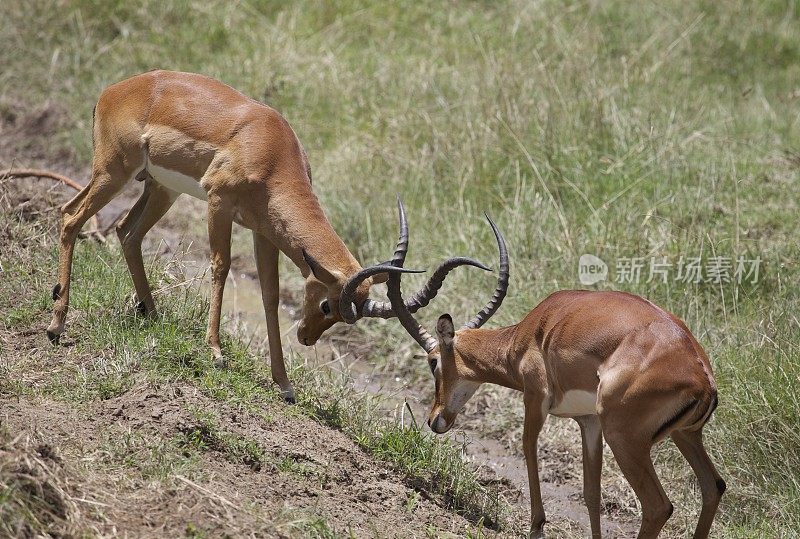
(253, 231, 295, 403)
(523, 392, 548, 537)
(206, 194, 234, 365)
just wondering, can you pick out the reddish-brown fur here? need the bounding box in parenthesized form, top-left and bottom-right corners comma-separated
(424, 290, 724, 538)
(45, 70, 384, 401)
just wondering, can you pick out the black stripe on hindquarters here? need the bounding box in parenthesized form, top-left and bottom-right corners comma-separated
(652, 399, 698, 442)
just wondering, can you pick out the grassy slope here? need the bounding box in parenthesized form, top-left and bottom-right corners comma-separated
(2, 0, 800, 536)
(0, 185, 512, 536)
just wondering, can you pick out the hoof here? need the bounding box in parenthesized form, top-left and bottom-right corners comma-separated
(281, 388, 296, 404)
(52, 284, 61, 301)
(213, 357, 228, 369)
(135, 300, 147, 316)
(46, 330, 60, 344)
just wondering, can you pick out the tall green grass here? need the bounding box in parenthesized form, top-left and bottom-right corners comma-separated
(2, 0, 799, 535)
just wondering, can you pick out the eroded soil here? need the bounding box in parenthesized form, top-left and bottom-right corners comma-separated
(1, 382, 486, 538)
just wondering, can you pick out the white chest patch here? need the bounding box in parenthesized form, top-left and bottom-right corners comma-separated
(549, 390, 598, 417)
(148, 163, 208, 201)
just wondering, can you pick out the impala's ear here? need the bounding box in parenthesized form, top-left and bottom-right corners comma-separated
(436, 314, 455, 347)
(303, 250, 343, 286)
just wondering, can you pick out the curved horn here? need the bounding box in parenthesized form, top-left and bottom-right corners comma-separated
(359, 197, 491, 319)
(361, 256, 491, 318)
(387, 272, 438, 353)
(338, 196, 410, 324)
(389, 195, 409, 268)
(463, 214, 509, 330)
(339, 265, 425, 324)
(385, 237, 438, 352)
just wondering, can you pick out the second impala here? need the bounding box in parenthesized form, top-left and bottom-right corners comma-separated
(386, 203, 725, 539)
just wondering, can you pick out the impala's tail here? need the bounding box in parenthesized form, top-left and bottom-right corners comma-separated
(689, 389, 719, 431)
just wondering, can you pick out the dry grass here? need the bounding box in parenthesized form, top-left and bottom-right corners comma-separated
(0, 429, 89, 539)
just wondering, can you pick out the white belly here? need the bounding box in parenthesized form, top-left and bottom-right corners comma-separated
(148, 163, 208, 201)
(549, 390, 597, 417)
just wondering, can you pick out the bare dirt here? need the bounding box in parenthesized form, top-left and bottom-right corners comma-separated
(1, 384, 486, 538)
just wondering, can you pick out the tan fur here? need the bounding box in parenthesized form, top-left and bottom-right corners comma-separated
(47, 70, 377, 400)
(428, 290, 724, 539)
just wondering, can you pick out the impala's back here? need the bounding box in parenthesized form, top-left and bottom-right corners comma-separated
(522, 290, 717, 437)
(93, 70, 309, 203)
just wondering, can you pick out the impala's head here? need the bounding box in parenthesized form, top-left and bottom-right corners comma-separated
(385, 212, 509, 434)
(297, 260, 389, 346)
(425, 314, 483, 433)
(297, 197, 472, 346)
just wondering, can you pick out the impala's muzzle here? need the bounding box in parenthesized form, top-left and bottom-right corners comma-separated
(297, 323, 320, 346)
(428, 413, 452, 434)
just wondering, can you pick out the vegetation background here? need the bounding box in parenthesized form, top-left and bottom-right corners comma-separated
(2, 0, 799, 537)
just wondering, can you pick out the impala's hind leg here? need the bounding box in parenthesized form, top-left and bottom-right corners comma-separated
(115, 180, 179, 316)
(603, 430, 672, 539)
(671, 429, 725, 539)
(48, 160, 138, 342)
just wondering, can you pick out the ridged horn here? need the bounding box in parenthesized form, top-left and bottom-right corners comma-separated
(359, 197, 491, 319)
(463, 214, 509, 329)
(384, 216, 438, 353)
(339, 264, 425, 324)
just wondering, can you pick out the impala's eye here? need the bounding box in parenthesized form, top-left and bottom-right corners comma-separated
(320, 300, 331, 317)
(429, 357, 438, 374)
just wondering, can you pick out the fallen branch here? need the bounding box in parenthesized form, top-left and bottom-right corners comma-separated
(3, 168, 86, 192)
(2, 168, 105, 241)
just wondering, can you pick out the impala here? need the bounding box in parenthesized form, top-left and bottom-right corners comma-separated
(10, 70, 478, 402)
(385, 204, 725, 539)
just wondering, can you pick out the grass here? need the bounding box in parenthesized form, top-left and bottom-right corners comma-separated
(0, 428, 85, 539)
(2, 0, 800, 536)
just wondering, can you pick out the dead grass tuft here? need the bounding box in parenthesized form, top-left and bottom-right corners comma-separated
(0, 428, 86, 539)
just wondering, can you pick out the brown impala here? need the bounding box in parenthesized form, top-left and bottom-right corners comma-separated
(6, 70, 483, 402)
(385, 203, 725, 539)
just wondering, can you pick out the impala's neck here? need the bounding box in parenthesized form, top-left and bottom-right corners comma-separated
(269, 180, 362, 279)
(454, 325, 525, 391)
